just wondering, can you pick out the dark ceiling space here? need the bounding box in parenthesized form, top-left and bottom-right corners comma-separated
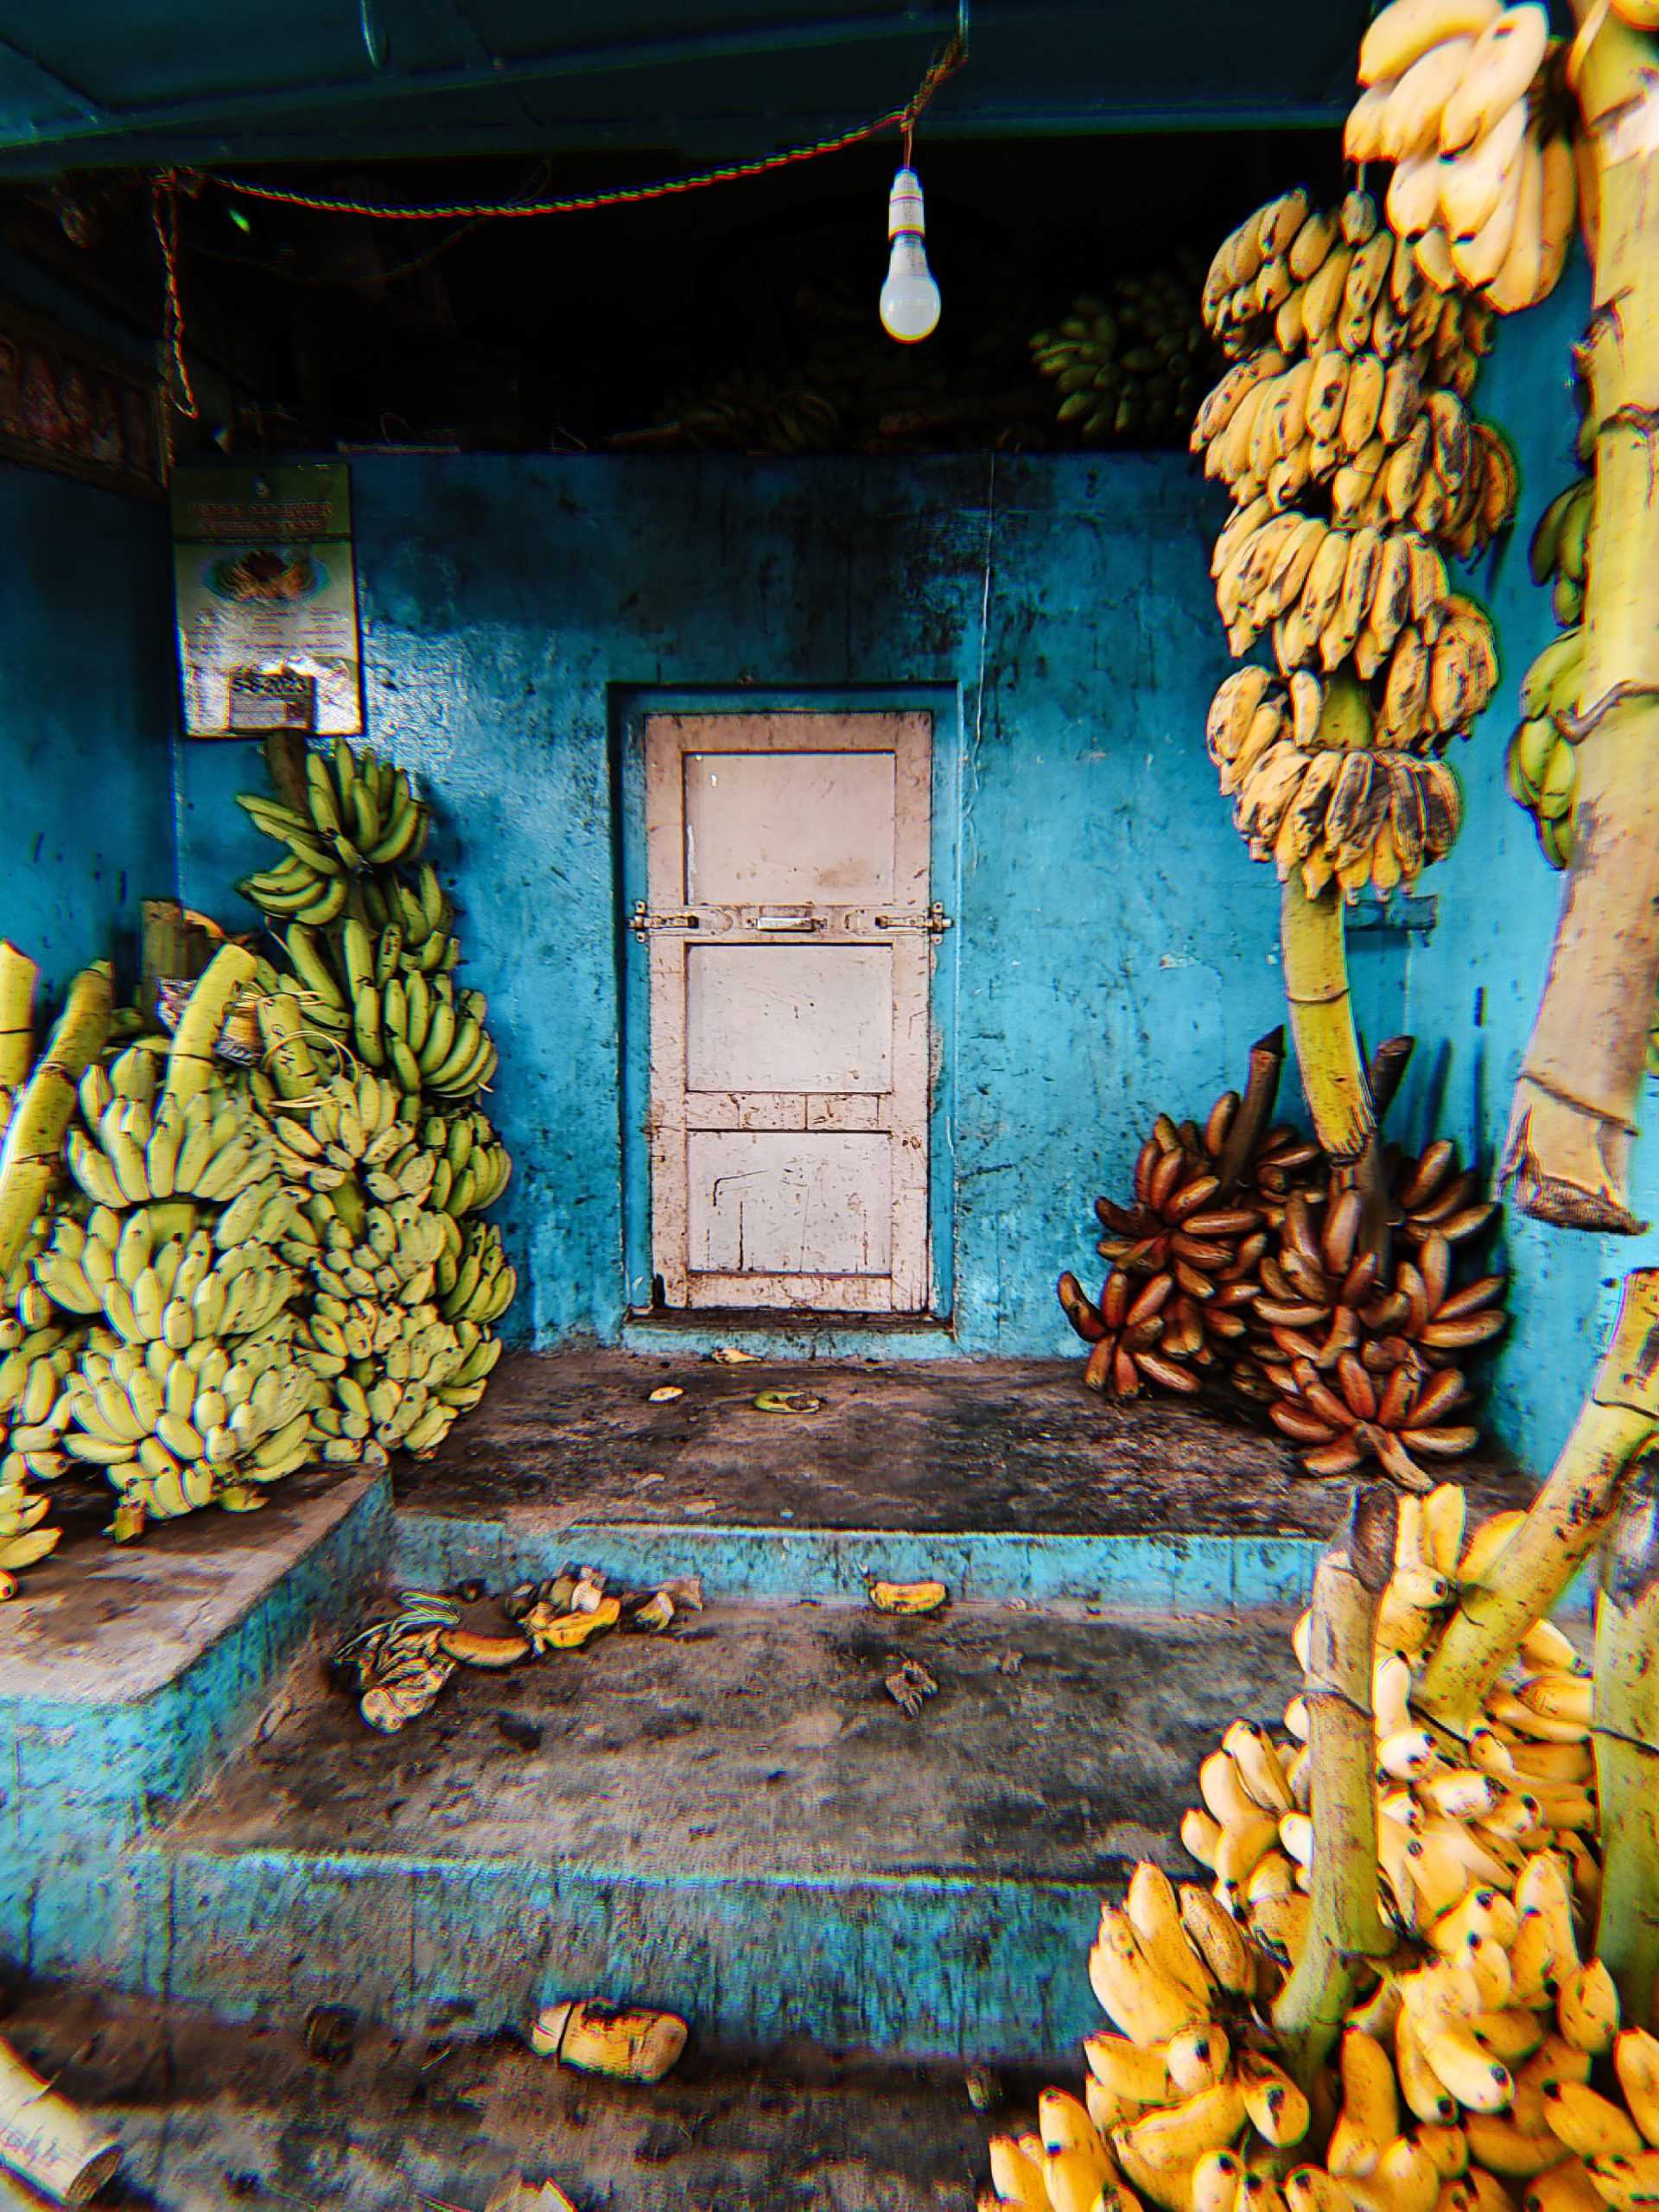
(4, 129, 1348, 457)
(0, 4, 1363, 172)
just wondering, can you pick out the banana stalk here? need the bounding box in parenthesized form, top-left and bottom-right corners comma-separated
(1272, 1484, 1396, 2090)
(1281, 880, 1376, 1166)
(1216, 1025, 1286, 1192)
(1419, 1268, 1659, 1730)
(256, 994, 318, 1102)
(0, 962, 112, 1274)
(0, 944, 37, 1090)
(164, 943, 257, 1102)
(1593, 1452, 1659, 2031)
(1502, 3, 1659, 1234)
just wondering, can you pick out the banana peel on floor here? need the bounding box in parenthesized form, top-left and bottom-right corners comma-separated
(886, 1658, 939, 1716)
(530, 1997, 688, 2083)
(334, 1567, 702, 1728)
(753, 1387, 823, 1413)
(869, 1579, 950, 1616)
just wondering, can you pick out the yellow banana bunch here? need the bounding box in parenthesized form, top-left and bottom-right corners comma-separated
(988, 1484, 1659, 2212)
(1344, 0, 1573, 321)
(1207, 667, 1464, 900)
(1195, 185, 1517, 911)
(63, 1055, 275, 1214)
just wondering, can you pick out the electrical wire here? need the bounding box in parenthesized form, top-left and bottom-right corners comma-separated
(150, 12, 968, 413)
(201, 33, 966, 222)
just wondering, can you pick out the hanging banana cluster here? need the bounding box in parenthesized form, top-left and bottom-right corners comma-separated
(1192, 182, 1515, 906)
(262, 1070, 509, 1467)
(1345, 1, 1576, 317)
(1208, 671, 1465, 899)
(984, 1489, 1659, 2212)
(1505, 488, 1593, 874)
(1032, 264, 1217, 446)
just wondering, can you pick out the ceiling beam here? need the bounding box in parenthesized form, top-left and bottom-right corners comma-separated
(0, 8, 959, 158)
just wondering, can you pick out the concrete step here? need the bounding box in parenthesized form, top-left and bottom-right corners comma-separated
(134, 1592, 1300, 2061)
(0, 1977, 1033, 2211)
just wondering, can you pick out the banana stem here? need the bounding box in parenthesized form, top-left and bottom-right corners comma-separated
(0, 963, 113, 1275)
(1272, 1484, 1397, 2091)
(1418, 1269, 1659, 1732)
(256, 994, 318, 1102)
(1593, 1458, 1659, 2030)
(1281, 879, 1376, 1167)
(0, 945, 37, 1092)
(1502, 3, 1659, 1234)
(1217, 1025, 1287, 1194)
(163, 943, 258, 1103)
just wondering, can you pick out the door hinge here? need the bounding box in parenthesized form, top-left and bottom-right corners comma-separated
(874, 903, 953, 937)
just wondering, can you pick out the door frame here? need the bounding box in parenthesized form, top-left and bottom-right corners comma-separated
(613, 685, 962, 1325)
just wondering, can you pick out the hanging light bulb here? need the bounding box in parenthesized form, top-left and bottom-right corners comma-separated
(880, 166, 940, 343)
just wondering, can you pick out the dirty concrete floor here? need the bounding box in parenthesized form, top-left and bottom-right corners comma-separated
(172, 1599, 1301, 1881)
(399, 1352, 1532, 1535)
(0, 1979, 1039, 2209)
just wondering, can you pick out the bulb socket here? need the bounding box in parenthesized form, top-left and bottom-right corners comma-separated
(887, 167, 926, 240)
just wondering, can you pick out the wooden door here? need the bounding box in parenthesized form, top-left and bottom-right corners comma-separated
(642, 712, 935, 1313)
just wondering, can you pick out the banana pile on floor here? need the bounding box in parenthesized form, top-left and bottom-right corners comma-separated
(233, 737, 515, 1475)
(1191, 175, 1517, 900)
(1344, 2, 1574, 316)
(1031, 260, 1217, 446)
(34, 1042, 319, 1529)
(982, 1489, 1657, 2212)
(1058, 1035, 1506, 1487)
(265, 1070, 507, 1465)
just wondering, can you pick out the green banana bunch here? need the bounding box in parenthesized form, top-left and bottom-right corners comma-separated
(236, 739, 429, 917)
(65, 1325, 321, 1530)
(1529, 474, 1593, 626)
(65, 1051, 274, 1211)
(1505, 577, 1589, 875)
(437, 1220, 516, 1329)
(1033, 263, 1214, 446)
(256, 1068, 512, 1468)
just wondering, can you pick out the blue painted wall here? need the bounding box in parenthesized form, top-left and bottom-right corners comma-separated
(0, 463, 176, 1001)
(175, 453, 1413, 1358)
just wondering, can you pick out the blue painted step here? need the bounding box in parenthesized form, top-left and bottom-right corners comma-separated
(138, 1593, 1302, 2061)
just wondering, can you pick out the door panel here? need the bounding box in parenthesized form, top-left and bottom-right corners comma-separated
(644, 710, 933, 1313)
(684, 751, 897, 902)
(684, 944, 893, 1094)
(686, 1131, 893, 1275)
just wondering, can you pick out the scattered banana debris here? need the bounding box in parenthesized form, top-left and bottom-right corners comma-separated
(332, 1569, 703, 1732)
(531, 1998, 689, 2083)
(710, 1344, 759, 1364)
(646, 1385, 683, 1403)
(0, 2029, 120, 2203)
(886, 1658, 939, 1718)
(869, 1579, 950, 1617)
(753, 1388, 823, 1414)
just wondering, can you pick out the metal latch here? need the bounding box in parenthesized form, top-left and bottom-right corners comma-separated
(874, 903, 953, 936)
(630, 901, 700, 942)
(754, 912, 821, 932)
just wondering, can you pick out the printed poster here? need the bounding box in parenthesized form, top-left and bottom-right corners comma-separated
(172, 461, 364, 737)
(0, 300, 162, 499)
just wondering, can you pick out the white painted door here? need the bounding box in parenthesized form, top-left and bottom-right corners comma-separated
(642, 712, 936, 1313)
